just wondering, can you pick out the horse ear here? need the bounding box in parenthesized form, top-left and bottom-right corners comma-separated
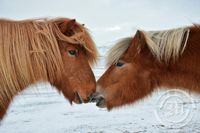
(58, 19, 76, 34)
(135, 30, 146, 49)
(136, 30, 144, 40)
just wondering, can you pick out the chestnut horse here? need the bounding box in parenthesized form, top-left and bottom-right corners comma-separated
(92, 25, 200, 110)
(0, 18, 98, 119)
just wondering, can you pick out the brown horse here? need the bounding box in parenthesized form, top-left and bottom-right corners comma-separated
(92, 25, 200, 110)
(0, 18, 98, 119)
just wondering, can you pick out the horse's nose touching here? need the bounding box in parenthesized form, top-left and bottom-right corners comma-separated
(74, 91, 95, 104)
(89, 85, 106, 108)
(89, 92, 106, 108)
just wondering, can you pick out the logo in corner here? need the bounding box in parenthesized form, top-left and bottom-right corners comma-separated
(155, 89, 196, 128)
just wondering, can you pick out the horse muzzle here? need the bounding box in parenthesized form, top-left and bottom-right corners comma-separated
(74, 92, 92, 104)
(89, 92, 106, 108)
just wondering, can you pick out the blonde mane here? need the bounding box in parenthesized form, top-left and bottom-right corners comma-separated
(0, 18, 97, 107)
(142, 27, 190, 62)
(107, 27, 190, 65)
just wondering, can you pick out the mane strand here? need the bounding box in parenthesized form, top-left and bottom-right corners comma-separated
(142, 27, 190, 62)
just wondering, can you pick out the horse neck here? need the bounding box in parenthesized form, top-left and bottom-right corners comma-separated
(156, 68, 200, 93)
(154, 27, 200, 93)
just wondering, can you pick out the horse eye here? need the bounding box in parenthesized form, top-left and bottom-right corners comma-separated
(115, 61, 124, 67)
(68, 50, 77, 56)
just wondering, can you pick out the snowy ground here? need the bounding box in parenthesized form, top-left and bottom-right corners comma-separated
(1, 47, 200, 133)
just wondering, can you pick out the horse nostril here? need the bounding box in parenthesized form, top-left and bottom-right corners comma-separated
(96, 97, 106, 108)
(89, 92, 104, 103)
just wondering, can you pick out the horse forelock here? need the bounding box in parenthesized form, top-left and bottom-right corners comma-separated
(107, 37, 132, 66)
(78, 29, 98, 65)
(52, 18, 98, 65)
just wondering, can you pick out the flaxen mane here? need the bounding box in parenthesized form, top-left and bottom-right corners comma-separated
(0, 18, 97, 107)
(107, 26, 190, 65)
(142, 27, 190, 62)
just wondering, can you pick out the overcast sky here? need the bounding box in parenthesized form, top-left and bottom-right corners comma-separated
(0, 0, 200, 46)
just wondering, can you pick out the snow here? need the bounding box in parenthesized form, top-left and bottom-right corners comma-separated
(1, 47, 200, 133)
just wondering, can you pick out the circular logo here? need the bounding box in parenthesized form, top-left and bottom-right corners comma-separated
(154, 89, 196, 128)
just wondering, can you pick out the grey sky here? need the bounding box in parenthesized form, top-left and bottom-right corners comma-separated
(0, 0, 200, 46)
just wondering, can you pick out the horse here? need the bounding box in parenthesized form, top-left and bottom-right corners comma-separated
(91, 25, 200, 110)
(0, 17, 98, 119)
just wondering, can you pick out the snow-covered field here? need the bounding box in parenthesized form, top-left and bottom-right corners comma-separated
(1, 47, 200, 133)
